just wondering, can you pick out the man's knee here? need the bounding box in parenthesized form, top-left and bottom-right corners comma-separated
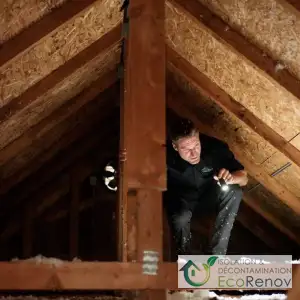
(230, 184, 243, 200)
(219, 184, 243, 207)
(172, 210, 192, 228)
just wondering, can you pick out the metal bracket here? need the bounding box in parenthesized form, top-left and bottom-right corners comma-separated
(142, 250, 159, 275)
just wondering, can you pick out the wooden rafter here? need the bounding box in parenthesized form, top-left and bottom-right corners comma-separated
(0, 0, 99, 68)
(167, 48, 300, 216)
(0, 85, 119, 197)
(0, 24, 121, 127)
(171, 0, 300, 102)
(237, 200, 300, 250)
(285, 0, 300, 12)
(167, 79, 300, 243)
(0, 69, 117, 169)
(167, 47, 300, 176)
(243, 193, 300, 245)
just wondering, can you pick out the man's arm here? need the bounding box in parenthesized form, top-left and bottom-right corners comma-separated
(215, 168, 248, 187)
(214, 142, 248, 187)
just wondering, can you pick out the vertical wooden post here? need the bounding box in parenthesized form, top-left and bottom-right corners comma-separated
(22, 202, 33, 258)
(118, 0, 167, 298)
(69, 169, 80, 259)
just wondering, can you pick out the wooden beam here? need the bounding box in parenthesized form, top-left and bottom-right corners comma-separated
(167, 46, 300, 175)
(0, 262, 177, 290)
(119, 0, 166, 298)
(0, 69, 117, 169)
(167, 83, 300, 241)
(0, 24, 121, 127)
(285, 0, 300, 12)
(118, 0, 166, 258)
(0, 0, 98, 68)
(171, 0, 300, 102)
(237, 201, 300, 251)
(122, 0, 166, 190)
(243, 193, 300, 245)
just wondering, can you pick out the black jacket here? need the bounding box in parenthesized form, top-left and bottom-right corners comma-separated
(166, 134, 244, 202)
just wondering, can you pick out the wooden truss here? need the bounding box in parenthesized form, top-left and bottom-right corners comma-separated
(0, 0, 176, 295)
(0, 0, 299, 297)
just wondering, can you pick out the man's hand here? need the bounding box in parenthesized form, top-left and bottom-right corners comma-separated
(214, 168, 248, 186)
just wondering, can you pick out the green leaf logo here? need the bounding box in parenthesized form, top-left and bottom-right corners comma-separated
(207, 256, 218, 267)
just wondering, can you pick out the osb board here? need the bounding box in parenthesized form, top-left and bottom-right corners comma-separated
(0, 84, 116, 179)
(261, 151, 300, 197)
(247, 182, 300, 237)
(0, 0, 122, 107)
(0, 0, 66, 45)
(168, 68, 277, 165)
(165, 1, 300, 142)
(0, 43, 120, 155)
(197, 0, 300, 81)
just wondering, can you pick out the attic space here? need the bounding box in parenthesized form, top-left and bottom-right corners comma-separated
(0, 0, 300, 298)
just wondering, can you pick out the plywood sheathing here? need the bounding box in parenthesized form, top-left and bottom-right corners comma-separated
(262, 146, 300, 197)
(0, 44, 120, 162)
(197, 0, 300, 81)
(169, 68, 300, 199)
(0, 0, 66, 45)
(165, 2, 300, 143)
(0, 0, 122, 108)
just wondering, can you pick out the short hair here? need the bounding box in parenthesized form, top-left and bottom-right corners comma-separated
(168, 117, 197, 141)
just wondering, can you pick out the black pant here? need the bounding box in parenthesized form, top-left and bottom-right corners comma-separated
(164, 182, 242, 256)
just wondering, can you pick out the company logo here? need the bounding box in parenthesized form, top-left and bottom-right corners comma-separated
(179, 256, 218, 287)
(178, 255, 293, 289)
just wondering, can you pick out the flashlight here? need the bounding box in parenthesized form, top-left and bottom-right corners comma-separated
(217, 178, 229, 192)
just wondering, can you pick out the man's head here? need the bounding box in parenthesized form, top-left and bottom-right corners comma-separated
(169, 118, 201, 165)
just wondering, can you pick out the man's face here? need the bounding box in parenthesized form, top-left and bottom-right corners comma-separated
(172, 131, 201, 165)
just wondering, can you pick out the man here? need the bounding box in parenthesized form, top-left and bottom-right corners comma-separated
(164, 117, 248, 256)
